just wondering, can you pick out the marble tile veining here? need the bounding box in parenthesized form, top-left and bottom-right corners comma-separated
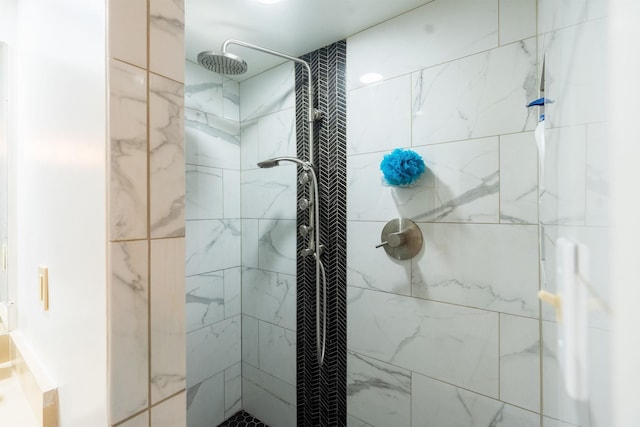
(258, 322, 296, 386)
(186, 371, 224, 427)
(150, 238, 186, 404)
(150, 73, 185, 238)
(347, 287, 499, 397)
(412, 38, 537, 147)
(258, 219, 296, 275)
(109, 0, 146, 67)
(242, 268, 296, 331)
(150, 0, 185, 82)
(185, 60, 223, 116)
(412, 373, 539, 426)
(240, 62, 295, 121)
(109, 241, 149, 423)
(109, 60, 148, 241)
(412, 223, 539, 318)
(500, 132, 538, 224)
(185, 108, 240, 170)
(185, 164, 223, 221)
(185, 219, 241, 276)
(347, 351, 411, 427)
(186, 271, 224, 333)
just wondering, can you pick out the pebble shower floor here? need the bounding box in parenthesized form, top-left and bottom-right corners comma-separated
(217, 410, 268, 427)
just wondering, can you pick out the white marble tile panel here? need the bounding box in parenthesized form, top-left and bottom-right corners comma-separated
(258, 321, 296, 386)
(587, 326, 611, 427)
(258, 108, 296, 161)
(187, 315, 241, 388)
(151, 391, 186, 427)
(150, 73, 185, 238)
(499, 0, 537, 45)
(186, 271, 224, 333)
(241, 165, 297, 220)
(240, 62, 295, 121)
(538, 0, 588, 34)
(241, 219, 259, 268)
(224, 363, 242, 418)
(242, 315, 260, 368)
(587, 0, 607, 20)
(109, 0, 146, 67)
(347, 75, 411, 155)
(242, 268, 296, 330)
(150, 238, 186, 404)
(223, 78, 240, 122)
(540, 126, 586, 225)
(185, 219, 241, 276)
(242, 363, 296, 427)
(184, 60, 223, 116)
(542, 321, 591, 425)
(240, 120, 259, 170)
(542, 20, 607, 128)
(347, 352, 411, 427)
(224, 267, 241, 318)
(346, 151, 437, 222)
(258, 219, 296, 275)
(412, 38, 538, 147)
(500, 314, 540, 412)
(347, 0, 498, 90)
(543, 417, 581, 427)
(109, 241, 148, 423)
(347, 287, 499, 397)
(412, 137, 500, 223)
(586, 123, 608, 226)
(223, 169, 241, 218)
(346, 221, 411, 296)
(118, 411, 149, 427)
(186, 371, 224, 427)
(500, 132, 538, 224)
(347, 415, 372, 427)
(109, 60, 147, 241)
(411, 373, 540, 427)
(412, 223, 539, 317)
(150, 0, 185, 83)
(185, 164, 223, 220)
(185, 108, 240, 170)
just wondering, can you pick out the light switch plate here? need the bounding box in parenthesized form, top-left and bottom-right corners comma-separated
(38, 266, 49, 311)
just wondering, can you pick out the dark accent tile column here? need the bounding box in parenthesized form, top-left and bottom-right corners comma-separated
(295, 40, 347, 427)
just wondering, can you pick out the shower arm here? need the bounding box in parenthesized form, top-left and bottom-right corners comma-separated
(222, 39, 317, 163)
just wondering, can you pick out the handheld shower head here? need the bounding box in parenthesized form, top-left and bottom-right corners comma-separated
(257, 156, 310, 169)
(197, 51, 247, 75)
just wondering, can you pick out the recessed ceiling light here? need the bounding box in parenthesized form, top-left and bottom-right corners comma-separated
(359, 72, 383, 84)
(256, 0, 282, 4)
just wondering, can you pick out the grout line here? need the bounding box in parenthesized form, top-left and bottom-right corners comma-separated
(146, 0, 152, 422)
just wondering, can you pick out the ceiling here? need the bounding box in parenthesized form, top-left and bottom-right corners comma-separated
(185, 0, 434, 80)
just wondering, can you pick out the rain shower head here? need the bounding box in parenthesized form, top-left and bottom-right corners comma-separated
(197, 51, 248, 75)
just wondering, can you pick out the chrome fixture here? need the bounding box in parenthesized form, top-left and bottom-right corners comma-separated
(375, 218, 423, 260)
(201, 39, 326, 367)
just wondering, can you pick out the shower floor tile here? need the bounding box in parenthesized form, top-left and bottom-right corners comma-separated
(217, 410, 268, 427)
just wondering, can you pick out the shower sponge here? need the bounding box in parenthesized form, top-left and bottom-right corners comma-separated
(380, 148, 426, 186)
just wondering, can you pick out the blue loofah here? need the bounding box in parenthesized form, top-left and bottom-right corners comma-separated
(380, 148, 426, 186)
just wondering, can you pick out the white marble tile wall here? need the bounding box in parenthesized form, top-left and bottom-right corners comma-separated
(411, 374, 540, 426)
(242, 363, 296, 427)
(151, 391, 187, 427)
(184, 55, 243, 426)
(108, 0, 186, 423)
(151, 238, 186, 404)
(108, 60, 148, 241)
(149, 0, 185, 83)
(150, 73, 186, 238)
(346, 2, 543, 426)
(346, 0, 499, 90)
(238, 62, 298, 423)
(109, 241, 149, 423)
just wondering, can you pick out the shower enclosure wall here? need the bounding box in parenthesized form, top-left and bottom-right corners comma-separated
(185, 59, 299, 427)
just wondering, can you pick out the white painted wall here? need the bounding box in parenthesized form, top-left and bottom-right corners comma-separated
(610, 1, 640, 426)
(13, 0, 108, 425)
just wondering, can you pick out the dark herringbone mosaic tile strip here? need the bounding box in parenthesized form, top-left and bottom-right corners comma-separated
(296, 40, 347, 427)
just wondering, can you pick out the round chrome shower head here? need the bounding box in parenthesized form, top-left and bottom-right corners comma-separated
(197, 51, 248, 75)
